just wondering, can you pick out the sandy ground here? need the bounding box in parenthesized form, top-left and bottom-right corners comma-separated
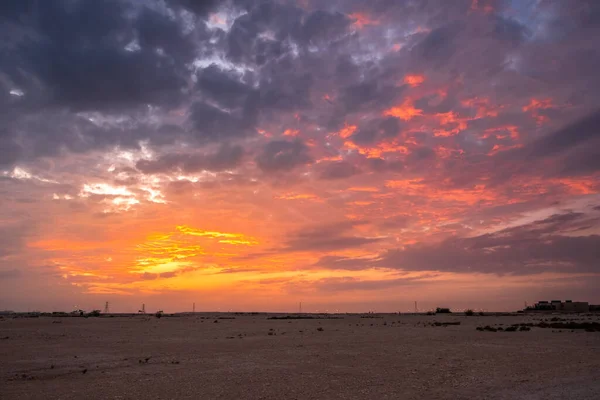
(1, 313, 599, 400)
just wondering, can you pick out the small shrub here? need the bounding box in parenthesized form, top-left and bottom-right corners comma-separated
(155, 311, 163, 319)
(433, 321, 461, 327)
(317, 327, 324, 332)
(504, 326, 517, 332)
(465, 309, 474, 316)
(478, 311, 485, 316)
(435, 307, 451, 314)
(519, 326, 531, 331)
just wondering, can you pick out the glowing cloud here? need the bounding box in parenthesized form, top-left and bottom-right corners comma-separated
(335, 124, 358, 139)
(349, 12, 379, 29)
(383, 99, 423, 121)
(404, 74, 425, 87)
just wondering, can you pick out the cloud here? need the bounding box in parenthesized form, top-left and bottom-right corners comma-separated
(529, 110, 600, 159)
(318, 161, 361, 180)
(173, 0, 221, 16)
(2, 0, 600, 310)
(255, 139, 313, 172)
(281, 221, 383, 252)
(378, 212, 600, 275)
(196, 65, 256, 110)
(313, 255, 376, 271)
(2, 1, 194, 112)
(310, 275, 438, 292)
(136, 144, 244, 174)
(188, 101, 258, 142)
(0, 268, 21, 279)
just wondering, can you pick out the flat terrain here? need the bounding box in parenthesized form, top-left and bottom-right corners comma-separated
(1, 313, 599, 399)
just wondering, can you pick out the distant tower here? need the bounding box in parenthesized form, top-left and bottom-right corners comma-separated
(414, 301, 418, 313)
(193, 302, 195, 313)
(141, 303, 145, 314)
(299, 302, 302, 313)
(103, 301, 110, 314)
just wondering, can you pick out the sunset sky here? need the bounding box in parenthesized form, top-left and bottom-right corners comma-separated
(1, 0, 599, 313)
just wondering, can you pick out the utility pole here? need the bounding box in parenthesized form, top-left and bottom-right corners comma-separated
(414, 301, 417, 313)
(104, 301, 110, 314)
(193, 302, 195, 313)
(299, 302, 302, 314)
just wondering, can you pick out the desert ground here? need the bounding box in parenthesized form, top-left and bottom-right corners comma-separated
(1, 313, 599, 399)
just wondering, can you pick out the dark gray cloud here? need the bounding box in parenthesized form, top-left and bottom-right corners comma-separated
(136, 144, 244, 174)
(378, 212, 600, 275)
(489, 110, 600, 181)
(310, 275, 437, 292)
(529, 110, 600, 159)
(300, 10, 351, 45)
(379, 215, 412, 230)
(197, 65, 255, 109)
(313, 255, 376, 271)
(318, 160, 361, 180)
(0, 268, 21, 279)
(226, 2, 304, 65)
(0, 0, 206, 167)
(411, 23, 463, 66)
(340, 80, 400, 113)
(188, 101, 257, 142)
(2, 0, 196, 112)
(173, 0, 221, 16)
(255, 139, 313, 172)
(367, 158, 404, 172)
(281, 221, 382, 252)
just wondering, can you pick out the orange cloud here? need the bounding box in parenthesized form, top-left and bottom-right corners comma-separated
(461, 97, 499, 118)
(348, 187, 379, 192)
(335, 123, 357, 139)
(404, 74, 425, 87)
(257, 128, 273, 138)
(383, 99, 423, 121)
(283, 129, 300, 137)
(523, 98, 555, 125)
(275, 193, 321, 201)
(347, 201, 375, 206)
(523, 98, 554, 112)
(433, 111, 468, 136)
(487, 143, 523, 155)
(435, 146, 464, 159)
(176, 225, 258, 245)
(349, 12, 379, 29)
(483, 125, 520, 140)
(343, 140, 408, 159)
(553, 178, 597, 195)
(470, 0, 494, 14)
(386, 179, 497, 205)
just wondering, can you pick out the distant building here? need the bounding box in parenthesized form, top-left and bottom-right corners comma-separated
(526, 300, 589, 313)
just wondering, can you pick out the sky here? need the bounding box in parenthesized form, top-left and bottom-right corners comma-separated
(1, 0, 599, 313)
